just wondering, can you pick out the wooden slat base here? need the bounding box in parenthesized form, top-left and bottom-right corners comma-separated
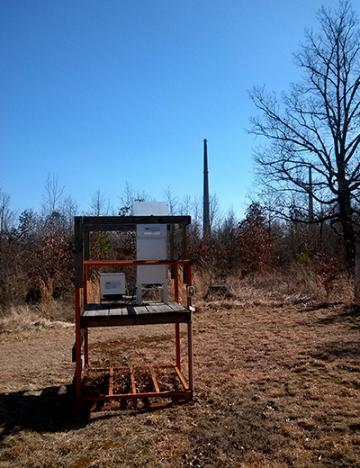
(81, 365, 192, 410)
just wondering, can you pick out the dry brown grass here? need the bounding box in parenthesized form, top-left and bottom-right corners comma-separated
(0, 304, 73, 333)
(196, 267, 354, 308)
(0, 295, 360, 467)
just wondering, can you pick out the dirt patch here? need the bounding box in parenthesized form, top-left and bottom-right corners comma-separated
(113, 371, 131, 395)
(156, 368, 183, 393)
(0, 302, 360, 466)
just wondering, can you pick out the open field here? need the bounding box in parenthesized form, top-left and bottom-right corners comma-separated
(0, 300, 360, 467)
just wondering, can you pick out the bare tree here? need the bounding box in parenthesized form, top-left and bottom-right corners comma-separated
(89, 189, 110, 216)
(62, 196, 78, 234)
(42, 173, 65, 216)
(118, 182, 148, 215)
(210, 193, 221, 230)
(250, 1, 360, 269)
(163, 186, 178, 215)
(178, 194, 192, 216)
(0, 189, 15, 232)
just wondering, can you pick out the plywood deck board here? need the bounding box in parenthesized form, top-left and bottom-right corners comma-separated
(146, 304, 173, 314)
(167, 301, 186, 311)
(133, 306, 148, 314)
(108, 307, 124, 316)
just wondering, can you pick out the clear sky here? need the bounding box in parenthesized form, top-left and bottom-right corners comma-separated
(1, 0, 357, 218)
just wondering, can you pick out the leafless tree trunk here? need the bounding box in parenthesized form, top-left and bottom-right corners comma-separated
(89, 189, 110, 216)
(250, 1, 360, 270)
(164, 186, 178, 215)
(0, 189, 15, 232)
(42, 173, 65, 216)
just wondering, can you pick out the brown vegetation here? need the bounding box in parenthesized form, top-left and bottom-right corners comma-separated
(0, 293, 359, 467)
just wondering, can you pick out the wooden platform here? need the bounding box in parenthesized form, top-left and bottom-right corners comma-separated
(81, 301, 191, 327)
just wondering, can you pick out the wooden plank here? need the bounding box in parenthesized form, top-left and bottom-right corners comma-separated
(125, 305, 137, 316)
(83, 309, 108, 317)
(130, 368, 136, 392)
(130, 368, 137, 409)
(149, 367, 160, 393)
(132, 305, 148, 315)
(146, 304, 172, 314)
(108, 306, 124, 316)
(108, 367, 114, 396)
(168, 301, 186, 311)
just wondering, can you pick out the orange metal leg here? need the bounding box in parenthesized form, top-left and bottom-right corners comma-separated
(75, 288, 82, 410)
(174, 265, 181, 368)
(186, 264, 192, 308)
(188, 320, 193, 393)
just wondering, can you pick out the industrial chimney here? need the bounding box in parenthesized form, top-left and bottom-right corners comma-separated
(203, 138, 211, 238)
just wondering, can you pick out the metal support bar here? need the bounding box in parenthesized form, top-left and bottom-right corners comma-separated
(188, 319, 193, 392)
(186, 264, 192, 308)
(75, 288, 82, 409)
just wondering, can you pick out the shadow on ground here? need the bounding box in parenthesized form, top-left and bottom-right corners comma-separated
(316, 304, 360, 327)
(0, 384, 185, 444)
(0, 385, 90, 442)
(311, 340, 360, 361)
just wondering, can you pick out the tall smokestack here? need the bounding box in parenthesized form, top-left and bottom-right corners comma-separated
(203, 138, 211, 238)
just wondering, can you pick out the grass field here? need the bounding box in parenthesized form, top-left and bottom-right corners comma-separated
(0, 298, 360, 467)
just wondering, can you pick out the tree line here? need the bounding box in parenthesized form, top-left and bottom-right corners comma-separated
(1, 1, 359, 306)
(0, 179, 348, 308)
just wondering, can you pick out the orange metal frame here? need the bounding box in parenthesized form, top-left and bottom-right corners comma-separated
(74, 259, 193, 410)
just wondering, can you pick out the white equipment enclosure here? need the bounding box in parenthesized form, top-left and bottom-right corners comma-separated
(99, 272, 126, 300)
(133, 201, 170, 304)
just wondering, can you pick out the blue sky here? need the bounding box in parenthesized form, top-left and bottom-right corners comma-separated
(1, 0, 356, 218)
